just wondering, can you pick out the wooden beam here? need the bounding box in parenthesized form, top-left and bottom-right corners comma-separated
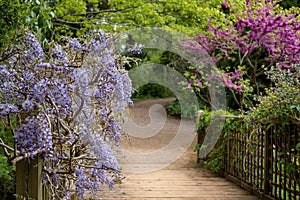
(16, 157, 42, 200)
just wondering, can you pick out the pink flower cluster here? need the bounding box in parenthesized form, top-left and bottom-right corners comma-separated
(182, 1, 300, 92)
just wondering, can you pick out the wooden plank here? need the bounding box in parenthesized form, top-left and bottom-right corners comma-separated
(16, 157, 42, 200)
(97, 99, 259, 200)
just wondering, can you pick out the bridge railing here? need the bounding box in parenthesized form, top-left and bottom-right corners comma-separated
(197, 117, 300, 200)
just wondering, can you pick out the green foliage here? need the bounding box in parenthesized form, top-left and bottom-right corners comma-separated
(0, 0, 26, 49)
(0, 155, 16, 200)
(196, 111, 211, 131)
(166, 99, 181, 117)
(166, 95, 202, 119)
(127, 49, 175, 99)
(132, 83, 174, 99)
(277, 0, 300, 9)
(0, 0, 54, 49)
(250, 65, 300, 123)
(0, 125, 15, 200)
(25, 0, 54, 45)
(196, 110, 239, 173)
(49, 0, 247, 38)
(202, 146, 224, 173)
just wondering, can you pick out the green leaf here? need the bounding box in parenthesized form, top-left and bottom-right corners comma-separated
(31, 10, 36, 18)
(290, 105, 300, 112)
(266, 123, 274, 131)
(50, 11, 55, 18)
(183, 71, 190, 77)
(46, 20, 52, 29)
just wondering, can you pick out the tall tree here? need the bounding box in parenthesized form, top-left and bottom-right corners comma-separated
(49, 0, 247, 38)
(181, 0, 300, 111)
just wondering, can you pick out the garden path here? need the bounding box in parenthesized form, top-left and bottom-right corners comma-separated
(101, 98, 258, 200)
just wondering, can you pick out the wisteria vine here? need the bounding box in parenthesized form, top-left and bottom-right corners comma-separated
(0, 30, 132, 199)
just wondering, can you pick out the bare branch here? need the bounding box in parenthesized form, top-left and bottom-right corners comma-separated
(229, 88, 241, 109)
(78, 164, 119, 172)
(246, 57, 255, 69)
(0, 138, 14, 158)
(10, 149, 40, 165)
(52, 19, 96, 26)
(71, 92, 85, 121)
(7, 115, 18, 157)
(239, 50, 248, 66)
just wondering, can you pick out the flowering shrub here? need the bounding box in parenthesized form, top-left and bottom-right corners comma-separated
(251, 64, 300, 122)
(181, 0, 300, 111)
(0, 30, 132, 199)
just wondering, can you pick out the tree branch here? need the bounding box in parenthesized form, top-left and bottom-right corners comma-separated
(229, 88, 241, 109)
(78, 164, 119, 172)
(72, 6, 138, 16)
(0, 138, 14, 158)
(10, 149, 40, 165)
(52, 19, 96, 26)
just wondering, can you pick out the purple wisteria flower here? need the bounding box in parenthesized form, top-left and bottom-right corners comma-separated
(0, 29, 132, 199)
(14, 113, 53, 158)
(128, 43, 144, 54)
(24, 32, 44, 61)
(0, 104, 18, 118)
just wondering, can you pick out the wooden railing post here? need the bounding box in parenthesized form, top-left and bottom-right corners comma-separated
(196, 110, 204, 163)
(16, 157, 42, 200)
(264, 126, 271, 196)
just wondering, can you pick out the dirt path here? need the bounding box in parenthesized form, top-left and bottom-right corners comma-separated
(101, 98, 258, 200)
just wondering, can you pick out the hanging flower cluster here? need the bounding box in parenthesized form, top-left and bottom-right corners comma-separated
(0, 30, 132, 199)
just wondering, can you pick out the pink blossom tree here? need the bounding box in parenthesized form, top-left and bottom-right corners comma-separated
(182, 0, 300, 111)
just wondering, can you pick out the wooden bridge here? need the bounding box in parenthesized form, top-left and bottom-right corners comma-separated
(100, 99, 258, 200)
(99, 152, 258, 200)
(101, 150, 258, 199)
